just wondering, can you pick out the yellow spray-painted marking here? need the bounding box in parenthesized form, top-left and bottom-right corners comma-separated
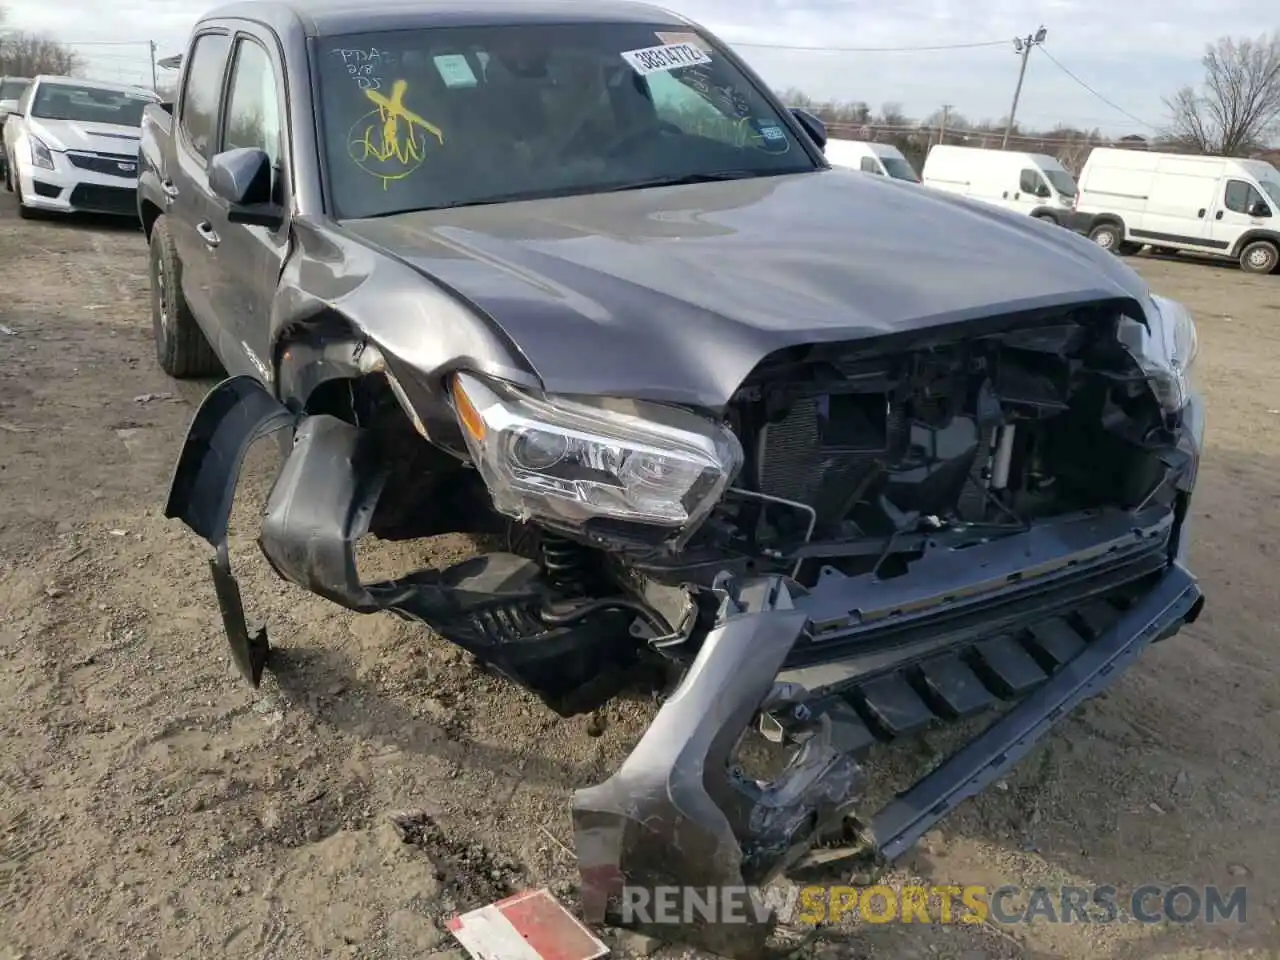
(347, 79, 444, 189)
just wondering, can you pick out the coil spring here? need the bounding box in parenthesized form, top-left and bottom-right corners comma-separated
(540, 534, 592, 595)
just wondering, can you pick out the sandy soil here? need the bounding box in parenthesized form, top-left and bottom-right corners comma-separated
(1, 199, 1278, 960)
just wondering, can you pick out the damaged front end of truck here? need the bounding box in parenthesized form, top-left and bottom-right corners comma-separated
(165, 288, 1204, 958)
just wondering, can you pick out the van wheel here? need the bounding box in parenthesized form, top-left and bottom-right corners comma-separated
(150, 215, 222, 378)
(1034, 213, 1058, 224)
(1088, 221, 1124, 252)
(1239, 240, 1279, 275)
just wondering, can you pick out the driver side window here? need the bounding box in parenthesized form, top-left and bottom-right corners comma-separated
(646, 69, 747, 147)
(1019, 168, 1043, 194)
(1224, 179, 1265, 215)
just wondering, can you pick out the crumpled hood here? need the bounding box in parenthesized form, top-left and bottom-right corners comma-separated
(342, 168, 1148, 408)
(29, 117, 141, 154)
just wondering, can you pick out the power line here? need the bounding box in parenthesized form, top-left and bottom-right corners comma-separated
(1037, 45, 1156, 130)
(726, 38, 1009, 53)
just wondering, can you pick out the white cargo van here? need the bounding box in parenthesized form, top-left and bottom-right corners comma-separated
(921, 145, 1087, 229)
(824, 139, 920, 182)
(1075, 147, 1280, 274)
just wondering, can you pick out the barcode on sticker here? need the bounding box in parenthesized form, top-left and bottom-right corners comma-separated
(621, 42, 711, 76)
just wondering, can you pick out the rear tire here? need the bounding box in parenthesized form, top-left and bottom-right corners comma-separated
(1088, 221, 1123, 253)
(1239, 240, 1279, 275)
(150, 215, 221, 378)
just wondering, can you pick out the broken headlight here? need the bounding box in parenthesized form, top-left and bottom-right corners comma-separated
(450, 372, 742, 535)
(1121, 294, 1199, 412)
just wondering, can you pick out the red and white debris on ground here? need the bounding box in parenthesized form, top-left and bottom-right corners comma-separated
(448, 888, 611, 960)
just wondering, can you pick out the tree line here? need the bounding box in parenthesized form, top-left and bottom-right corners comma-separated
(777, 32, 1280, 175)
(0, 7, 81, 77)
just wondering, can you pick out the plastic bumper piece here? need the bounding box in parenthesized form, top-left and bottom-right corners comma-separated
(571, 562, 1201, 956)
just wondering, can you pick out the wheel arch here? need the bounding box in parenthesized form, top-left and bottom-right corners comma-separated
(1229, 229, 1280, 259)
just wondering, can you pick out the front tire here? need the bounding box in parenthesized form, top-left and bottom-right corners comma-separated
(1239, 240, 1279, 275)
(1088, 221, 1123, 253)
(150, 215, 221, 378)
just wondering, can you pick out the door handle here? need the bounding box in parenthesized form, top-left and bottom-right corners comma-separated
(1014, 192, 1021, 200)
(1002, 191, 1009, 199)
(196, 220, 221, 247)
(1196, 208, 1205, 217)
(161, 179, 179, 199)
(1215, 210, 1224, 220)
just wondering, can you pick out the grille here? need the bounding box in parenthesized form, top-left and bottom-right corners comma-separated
(68, 183, 137, 215)
(67, 152, 138, 178)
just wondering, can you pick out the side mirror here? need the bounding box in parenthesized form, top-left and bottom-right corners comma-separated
(1248, 200, 1271, 218)
(789, 107, 827, 151)
(1036, 184, 1052, 198)
(208, 147, 283, 227)
(0, 98, 18, 118)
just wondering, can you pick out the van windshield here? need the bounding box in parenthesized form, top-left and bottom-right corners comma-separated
(881, 156, 920, 182)
(1044, 169, 1076, 197)
(315, 23, 818, 219)
(1259, 180, 1280, 206)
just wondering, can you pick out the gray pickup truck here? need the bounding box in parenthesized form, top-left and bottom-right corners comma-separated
(139, 1, 1205, 954)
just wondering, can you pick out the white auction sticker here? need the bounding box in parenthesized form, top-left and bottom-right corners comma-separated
(620, 41, 712, 76)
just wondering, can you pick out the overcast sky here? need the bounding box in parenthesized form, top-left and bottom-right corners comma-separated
(1, 0, 1258, 136)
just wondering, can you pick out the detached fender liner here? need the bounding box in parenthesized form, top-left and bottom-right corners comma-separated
(164, 376, 636, 714)
(164, 376, 297, 685)
(571, 562, 1201, 957)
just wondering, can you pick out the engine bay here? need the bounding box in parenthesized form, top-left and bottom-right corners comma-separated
(635, 309, 1187, 589)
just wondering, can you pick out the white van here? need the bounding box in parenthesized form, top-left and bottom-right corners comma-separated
(1075, 147, 1280, 274)
(921, 145, 1087, 229)
(824, 139, 920, 182)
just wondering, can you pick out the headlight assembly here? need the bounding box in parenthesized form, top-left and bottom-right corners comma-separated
(450, 372, 743, 537)
(29, 135, 54, 171)
(1120, 294, 1199, 413)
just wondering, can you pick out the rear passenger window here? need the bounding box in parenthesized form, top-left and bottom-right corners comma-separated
(860, 157, 882, 174)
(1224, 179, 1264, 214)
(179, 32, 232, 160)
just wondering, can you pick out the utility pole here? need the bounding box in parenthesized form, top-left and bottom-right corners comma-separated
(1002, 26, 1046, 149)
(936, 104, 951, 147)
(149, 40, 159, 92)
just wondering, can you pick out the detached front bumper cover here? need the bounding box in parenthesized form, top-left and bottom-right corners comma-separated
(572, 563, 1201, 956)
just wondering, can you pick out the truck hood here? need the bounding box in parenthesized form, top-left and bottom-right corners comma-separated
(341, 168, 1148, 409)
(29, 117, 141, 154)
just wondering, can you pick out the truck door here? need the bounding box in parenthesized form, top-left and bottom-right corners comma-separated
(201, 29, 290, 381)
(169, 31, 233, 341)
(1207, 178, 1274, 252)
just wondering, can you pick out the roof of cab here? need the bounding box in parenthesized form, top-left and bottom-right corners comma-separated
(200, 0, 693, 38)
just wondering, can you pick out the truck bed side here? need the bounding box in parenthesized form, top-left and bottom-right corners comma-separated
(137, 101, 173, 236)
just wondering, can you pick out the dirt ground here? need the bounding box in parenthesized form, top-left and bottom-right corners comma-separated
(1, 196, 1278, 960)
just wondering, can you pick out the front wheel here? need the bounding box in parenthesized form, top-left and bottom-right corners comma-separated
(1088, 221, 1123, 253)
(1239, 240, 1279, 275)
(150, 215, 222, 378)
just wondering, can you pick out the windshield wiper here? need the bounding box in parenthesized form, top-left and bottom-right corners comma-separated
(598, 170, 769, 193)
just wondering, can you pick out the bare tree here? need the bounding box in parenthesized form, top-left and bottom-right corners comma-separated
(1164, 33, 1280, 155)
(0, 31, 83, 77)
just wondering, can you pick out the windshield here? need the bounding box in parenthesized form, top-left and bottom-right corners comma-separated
(881, 156, 919, 182)
(316, 24, 818, 219)
(1044, 168, 1076, 197)
(1259, 179, 1280, 207)
(0, 79, 30, 100)
(30, 84, 154, 126)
